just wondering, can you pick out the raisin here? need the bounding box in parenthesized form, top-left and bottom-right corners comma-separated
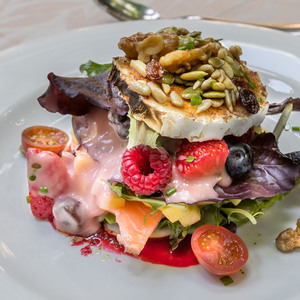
(146, 60, 163, 81)
(239, 88, 260, 114)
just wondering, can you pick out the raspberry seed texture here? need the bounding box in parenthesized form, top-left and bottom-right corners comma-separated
(121, 145, 172, 195)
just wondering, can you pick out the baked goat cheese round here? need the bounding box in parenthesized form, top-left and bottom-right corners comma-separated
(110, 27, 268, 142)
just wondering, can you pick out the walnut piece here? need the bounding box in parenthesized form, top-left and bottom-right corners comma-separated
(276, 218, 300, 252)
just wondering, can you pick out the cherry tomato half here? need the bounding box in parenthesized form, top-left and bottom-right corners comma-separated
(22, 125, 69, 155)
(191, 225, 248, 276)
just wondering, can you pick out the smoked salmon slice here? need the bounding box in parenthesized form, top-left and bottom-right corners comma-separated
(111, 201, 163, 256)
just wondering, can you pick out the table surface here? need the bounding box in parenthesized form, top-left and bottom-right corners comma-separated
(0, 0, 299, 52)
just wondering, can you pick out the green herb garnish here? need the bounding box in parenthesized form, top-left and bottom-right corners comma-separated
(178, 41, 195, 50)
(79, 60, 112, 77)
(166, 187, 177, 196)
(191, 95, 202, 106)
(292, 126, 300, 131)
(220, 276, 234, 286)
(26, 195, 30, 203)
(186, 156, 195, 162)
(243, 71, 256, 89)
(39, 186, 48, 194)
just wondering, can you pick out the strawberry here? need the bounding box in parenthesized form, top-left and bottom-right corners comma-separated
(175, 140, 229, 177)
(28, 193, 54, 220)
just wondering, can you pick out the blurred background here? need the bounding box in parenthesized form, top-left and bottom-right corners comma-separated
(0, 0, 299, 52)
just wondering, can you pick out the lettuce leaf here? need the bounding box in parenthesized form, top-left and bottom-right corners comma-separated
(127, 115, 159, 149)
(79, 60, 112, 77)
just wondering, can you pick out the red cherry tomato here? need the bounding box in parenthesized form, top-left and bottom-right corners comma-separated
(191, 225, 248, 276)
(22, 125, 69, 155)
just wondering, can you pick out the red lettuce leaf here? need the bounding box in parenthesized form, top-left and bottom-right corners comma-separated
(37, 72, 128, 116)
(214, 132, 299, 201)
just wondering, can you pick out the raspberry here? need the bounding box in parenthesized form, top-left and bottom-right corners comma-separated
(121, 145, 172, 195)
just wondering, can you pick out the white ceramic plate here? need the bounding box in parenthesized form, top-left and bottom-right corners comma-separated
(1, 20, 300, 300)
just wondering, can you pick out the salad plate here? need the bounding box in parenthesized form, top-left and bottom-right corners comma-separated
(1, 19, 300, 300)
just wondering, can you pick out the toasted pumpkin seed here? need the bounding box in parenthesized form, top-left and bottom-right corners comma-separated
(180, 70, 208, 81)
(130, 59, 147, 77)
(198, 64, 214, 74)
(225, 90, 233, 112)
(129, 81, 151, 96)
(170, 91, 185, 107)
(211, 99, 224, 107)
(158, 72, 174, 85)
(197, 99, 212, 113)
(182, 87, 203, 99)
(202, 91, 225, 99)
(162, 83, 171, 94)
(208, 57, 224, 68)
(147, 82, 167, 104)
(212, 82, 225, 91)
(174, 75, 187, 85)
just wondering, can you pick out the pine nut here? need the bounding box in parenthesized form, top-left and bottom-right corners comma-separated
(221, 61, 234, 78)
(217, 69, 226, 83)
(211, 99, 224, 107)
(147, 82, 167, 104)
(225, 90, 233, 112)
(129, 81, 151, 96)
(130, 59, 147, 77)
(162, 83, 171, 94)
(193, 80, 202, 90)
(223, 76, 235, 90)
(230, 89, 237, 106)
(201, 77, 215, 90)
(217, 47, 228, 59)
(170, 91, 185, 107)
(211, 69, 221, 79)
(197, 99, 212, 113)
(212, 82, 225, 91)
(180, 71, 208, 81)
(224, 55, 234, 65)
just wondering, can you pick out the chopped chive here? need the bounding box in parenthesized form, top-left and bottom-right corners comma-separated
(292, 126, 300, 131)
(210, 80, 216, 86)
(166, 187, 177, 196)
(26, 195, 30, 203)
(257, 97, 262, 102)
(186, 156, 195, 162)
(39, 186, 48, 194)
(220, 275, 234, 286)
(29, 175, 36, 181)
(191, 95, 202, 106)
(243, 71, 256, 89)
(198, 74, 204, 82)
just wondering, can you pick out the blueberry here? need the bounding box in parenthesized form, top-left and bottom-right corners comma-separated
(225, 142, 253, 179)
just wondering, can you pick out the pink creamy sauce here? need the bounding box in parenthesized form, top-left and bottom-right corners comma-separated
(32, 107, 231, 241)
